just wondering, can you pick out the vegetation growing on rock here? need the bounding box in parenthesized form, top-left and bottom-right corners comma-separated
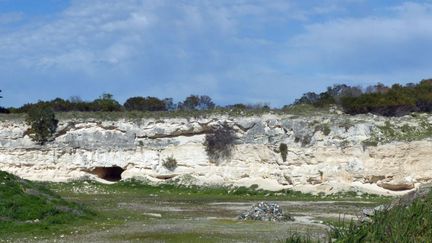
(162, 156, 177, 171)
(279, 143, 288, 162)
(205, 124, 237, 162)
(25, 106, 58, 145)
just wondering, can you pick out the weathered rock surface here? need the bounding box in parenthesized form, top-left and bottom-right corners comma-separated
(1, 112, 432, 195)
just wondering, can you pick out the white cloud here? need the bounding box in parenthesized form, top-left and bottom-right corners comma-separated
(283, 2, 432, 75)
(1, 0, 432, 107)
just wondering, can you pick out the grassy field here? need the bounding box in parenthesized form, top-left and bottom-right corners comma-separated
(1, 176, 392, 242)
(0, 171, 95, 240)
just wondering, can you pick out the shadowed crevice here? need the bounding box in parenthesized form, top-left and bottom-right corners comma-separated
(90, 166, 124, 181)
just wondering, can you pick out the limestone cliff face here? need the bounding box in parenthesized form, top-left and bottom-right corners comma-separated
(1, 112, 432, 195)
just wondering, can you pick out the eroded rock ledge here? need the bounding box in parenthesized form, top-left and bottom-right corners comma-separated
(1, 112, 432, 195)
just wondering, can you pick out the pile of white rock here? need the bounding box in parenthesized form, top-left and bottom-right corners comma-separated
(238, 201, 294, 222)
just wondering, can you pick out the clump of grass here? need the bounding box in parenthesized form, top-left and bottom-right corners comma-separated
(314, 123, 331, 136)
(0, 171, 94, 234)
(330, 189, 432, 242)
(364, 118, 432, 147)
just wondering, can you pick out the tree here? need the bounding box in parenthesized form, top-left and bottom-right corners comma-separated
(92, 93, 122, 112)
(123, 96, 167, 111)
(180, 95, 215, 110)
(0, 90, 7, 113)
(26, 106, 58, 145)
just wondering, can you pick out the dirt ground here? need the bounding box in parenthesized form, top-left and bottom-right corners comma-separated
(5, 183, 384, 243)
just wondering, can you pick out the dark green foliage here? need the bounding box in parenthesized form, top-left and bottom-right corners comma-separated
(0, 89, 8, 113)
(279, 143, 288, 162)
(180, 95, 215, 110)
(92, 93, 122, 112)
(330, 189, 432, 242)
(162, 156, 177, 171)
(0, 171, 93, 234)
(205, 124, 236, 162)
(25, 106, 58, 145)
(227, 103, 248, 110)
(124, 96, 167, 111)
(315, 124, 331, 136)
(294, 79, 432, 116)
(295, 84, 362, 108)
(0, 107, 8, 113)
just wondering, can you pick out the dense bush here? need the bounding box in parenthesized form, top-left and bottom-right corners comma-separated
(92, 93, 122, 112)
(294, 79, 432, 116)
(330, 189, 432, 242)
(0, 106, 9, 113)
(0, 89, 8, 113)
(25, 106, 58, 145)
(205, 124, 236, 162)
(124, 96, 167, 111)
(179, 95, 215, 110)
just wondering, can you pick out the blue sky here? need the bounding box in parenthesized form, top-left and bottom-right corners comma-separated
(1, 0, 432, 107)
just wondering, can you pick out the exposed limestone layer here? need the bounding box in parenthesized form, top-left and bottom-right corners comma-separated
(1, 113, 432, 195)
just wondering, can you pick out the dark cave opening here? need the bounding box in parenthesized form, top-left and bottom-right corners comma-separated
(90, 166, 125, 181)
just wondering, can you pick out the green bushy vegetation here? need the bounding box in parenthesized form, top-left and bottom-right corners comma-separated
(3, 78, 432, 118)
(48, 178, 388, 203)
(295, 79, 432, 117)
(25, 106, 58, 145)
(0, 171, 94, 235)
(330, 189, 432, 242)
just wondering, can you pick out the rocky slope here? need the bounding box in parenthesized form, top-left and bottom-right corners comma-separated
(1, 111, 432, 195)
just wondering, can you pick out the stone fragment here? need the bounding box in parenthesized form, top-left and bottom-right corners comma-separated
(238, 202, 294, 222)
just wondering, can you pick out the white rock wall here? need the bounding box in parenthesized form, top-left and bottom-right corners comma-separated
(1, 113, 432, 195)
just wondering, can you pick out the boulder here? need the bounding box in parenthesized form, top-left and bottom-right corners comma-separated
(378, 179, 414, 191)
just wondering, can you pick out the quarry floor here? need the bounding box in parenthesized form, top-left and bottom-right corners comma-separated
(4, 182, 387, 243)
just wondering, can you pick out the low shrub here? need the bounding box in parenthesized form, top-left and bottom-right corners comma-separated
(25, 106, 58, 145)
(204, 124, 236, 162)
(162, 156, 177, 171)
(330, 189, 432, 242)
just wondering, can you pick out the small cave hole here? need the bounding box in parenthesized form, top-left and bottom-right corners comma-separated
(90, 166, 125, 181)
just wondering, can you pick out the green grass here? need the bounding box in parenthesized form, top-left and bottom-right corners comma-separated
(0, 171, 95, 237)
(0, 172, 392, 241)
(362, 117, 432, 147)
(46, 179, 390, 203)
(330, 189, 432, 242)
